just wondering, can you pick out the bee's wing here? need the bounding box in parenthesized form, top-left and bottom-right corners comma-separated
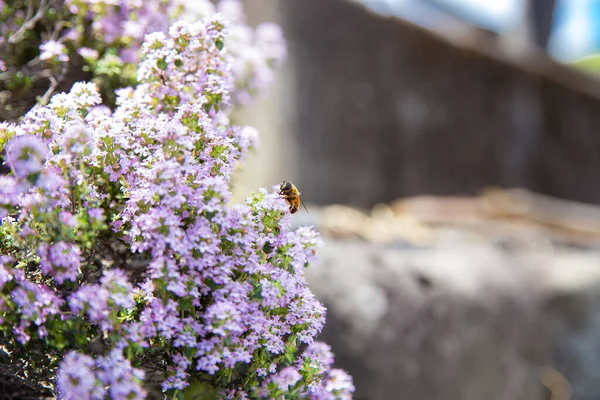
(300, 197, 309, 213)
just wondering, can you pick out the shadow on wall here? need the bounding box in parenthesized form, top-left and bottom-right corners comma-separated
(230, 0, 295, 204)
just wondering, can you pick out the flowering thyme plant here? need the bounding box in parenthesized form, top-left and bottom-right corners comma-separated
(0, 0, 285, 120)
(0, 5, 354, 400)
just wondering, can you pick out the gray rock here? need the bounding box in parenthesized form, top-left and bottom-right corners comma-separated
(306, 239, 600, 400)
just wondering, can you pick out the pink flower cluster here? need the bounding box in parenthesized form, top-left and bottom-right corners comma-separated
(64, 0, 285, 104)
(0, 10, 354, 400)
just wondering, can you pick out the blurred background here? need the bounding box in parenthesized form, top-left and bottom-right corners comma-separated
(235, 1, 600, 399)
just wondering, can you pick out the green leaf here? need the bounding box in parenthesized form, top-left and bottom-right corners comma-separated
(157, 58, 168, 71)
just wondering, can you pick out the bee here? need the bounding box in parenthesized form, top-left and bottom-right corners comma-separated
(278, 180, 309, 214)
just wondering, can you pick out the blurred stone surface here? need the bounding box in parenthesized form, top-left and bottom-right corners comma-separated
(299, 192, 600, 400)
(306, 240, 600, 400)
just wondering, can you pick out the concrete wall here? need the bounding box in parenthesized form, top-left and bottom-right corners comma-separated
(235, 0, 600, 208)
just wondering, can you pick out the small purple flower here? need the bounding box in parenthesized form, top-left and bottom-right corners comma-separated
(87, 207, 105, 223)
(0, 176, 22, 217)
(0, 256, 13, 288)
(204, 300, 244, 336)
(217, 0, 245, 22)
(272, 366, 301, 390)
(255, 22, 287, 64)
(236, 125, 259, 151)
(303, 342, 335, 370)
(60, 123, 93, 154)
(59, 211, 76, 227)
(39, 40, 69, 63)
(13, 319, 31, 344)
(69, 82, 103, 108)
(96, 348, 147, 399)
(38, 241, 82, 284)
(11, 280, 63, 341)
(101, 269, 135, 309)
(324, 369, 355, 398)
(69, 285, 110, 327)
(86, 105, 112, 120)
(64, 28, 80, 41)
(78, 47, 99, 60)
(4, 134, 49, 177)
(259, 278, 282, 308)
(57, 352, 104, 400)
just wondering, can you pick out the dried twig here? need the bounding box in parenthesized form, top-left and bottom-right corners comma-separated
(541, 365, 572, 400)
(33, 60, 68, 108)
(8, 0, 50, 45)
(37, 75, 58, 106)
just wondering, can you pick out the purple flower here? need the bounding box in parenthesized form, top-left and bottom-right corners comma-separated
(57, 349, 146, 400)
(323, 369, 355, 398)
(139, 298, 182, 340)
(101, 269, 135, 308)
(57, 352, 105, 400)
(64, 28, 80, 41)
(10, 280, 63, 341)
(59, 211, 76, 227)
(0, 256, 13, 288)
(259, 278, 282, 308)
(60, 123, 94, 154)
(0, 4, 351, 397)
(204, 300, 244, 336)
(77, 47, 99, 60)
(69, 285, 111, 327)
(272, 366, 301, 390)
(217, 0, 245, 22)
(255, 22, 287, 64)
(69, 82, 103, 108)
(304, 342, 335, 371)
(96, 348, 147, 399)
(38, 241, 82, 284)
(161, 352, 191, 391)
(4, 134, 49, 177)
(87, 207, 105, 223)
(39, 40, 69, 62)
(0, 177, 22, 217)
